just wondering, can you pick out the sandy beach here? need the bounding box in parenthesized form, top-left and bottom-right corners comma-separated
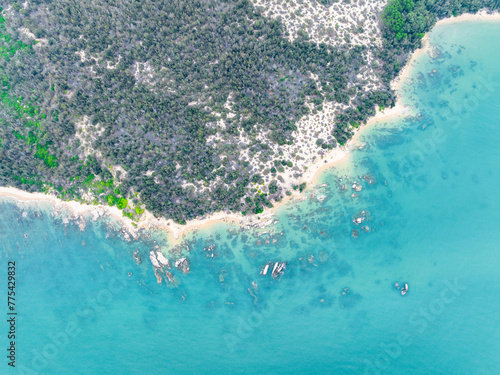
(1, 11, 499, 243)
(437, 9, 500, 24)
(0, 186, 140, 234)
(0, 186, 247, 241)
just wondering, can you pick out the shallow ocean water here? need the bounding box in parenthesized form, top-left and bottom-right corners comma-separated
(1, 21, 500, 375)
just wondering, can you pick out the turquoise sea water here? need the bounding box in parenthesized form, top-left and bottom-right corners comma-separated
(1, 21, 500, 375)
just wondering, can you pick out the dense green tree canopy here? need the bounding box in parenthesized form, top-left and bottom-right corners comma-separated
(0, 0, 497, 222)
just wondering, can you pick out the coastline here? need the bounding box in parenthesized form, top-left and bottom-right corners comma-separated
(1, 11, 499, 243)
(0, 186, 140, 235)
(436, 9, 500, 25)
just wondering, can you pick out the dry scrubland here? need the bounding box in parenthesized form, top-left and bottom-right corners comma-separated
(245, 0, 389, 190)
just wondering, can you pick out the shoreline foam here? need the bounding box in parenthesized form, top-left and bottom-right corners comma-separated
(1, 11, 499, 243)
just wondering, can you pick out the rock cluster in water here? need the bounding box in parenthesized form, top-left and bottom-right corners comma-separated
(260, 261, 287, 279)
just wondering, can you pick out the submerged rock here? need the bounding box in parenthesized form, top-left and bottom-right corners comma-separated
(78, 217, 86, 231)
(352, 182, 362, 191)
(353, 217, 365, 224)
(133, 250, 142, 264)
(149, 251, 161, 268)
(164, 270, 174, 283)
(204, 244, 217, 257)
(149, 250, 170, 269)
(260, 262, 271, 276)
(353, 210, 368, 225)
(156, 252, 171, 268)
(175, 257, 190, 274)
(364, 174, 377, 185)
(339, 287, 362, 309)
(271, 262, 286, 279)
(401, 283, 409, 296)
(154, 269, 163, 285)
(260, 261, 286, 278)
